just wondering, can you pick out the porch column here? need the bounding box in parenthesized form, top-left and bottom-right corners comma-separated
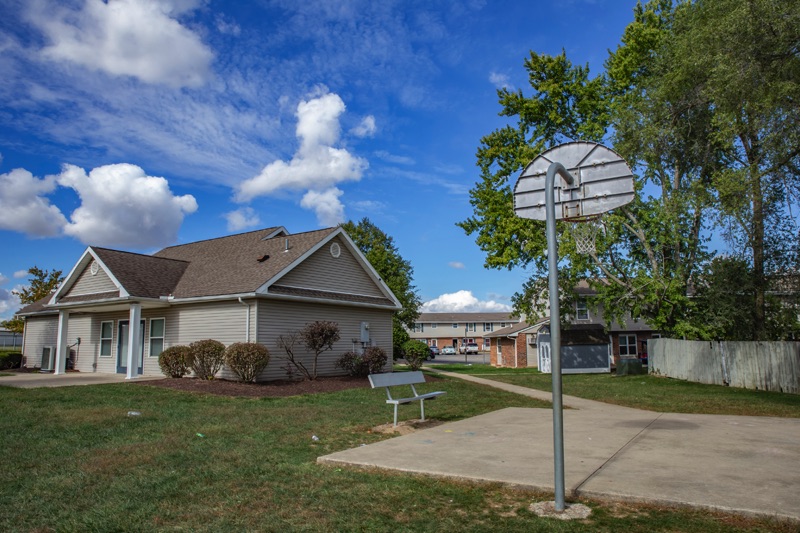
(54, 310, 70, 375)
(126, 303, 142, 380)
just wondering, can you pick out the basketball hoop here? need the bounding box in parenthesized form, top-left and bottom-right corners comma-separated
(565, 215, 601, 255)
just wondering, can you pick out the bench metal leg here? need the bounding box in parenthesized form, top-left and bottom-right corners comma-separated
(420, 399, 425, 422)
(394, 405, 398, 427)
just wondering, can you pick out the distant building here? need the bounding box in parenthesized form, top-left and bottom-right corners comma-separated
(406, 312, 521, 352)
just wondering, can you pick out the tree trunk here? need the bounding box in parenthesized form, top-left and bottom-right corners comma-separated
(751, 163, 766, 341)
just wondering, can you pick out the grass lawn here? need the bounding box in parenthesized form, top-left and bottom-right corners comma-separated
(0, 375, 793, 532)
(430, 364, 800, 418)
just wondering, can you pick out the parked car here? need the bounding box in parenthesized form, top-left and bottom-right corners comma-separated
(459, 343, 479, 354)
(428, 346, 440, 359)
(441, 346, 456, 355)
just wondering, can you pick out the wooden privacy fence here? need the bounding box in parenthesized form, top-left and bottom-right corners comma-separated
(649, 338, 800, 394)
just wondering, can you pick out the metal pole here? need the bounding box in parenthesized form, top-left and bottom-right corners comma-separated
(545, 161, 574, 512)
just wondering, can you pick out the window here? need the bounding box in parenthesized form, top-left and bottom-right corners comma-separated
(452, 323, 458, 329)
(500, 322, 507, 328)
(619, 334, 637, 356)
(99, 321, 113, 357)
(149, 318, 165, 357)
(430, 339, 437, 347)
(576, 299, 589, 320)
(484, 338, 491, 349)
(483, 323, 493, 332)
(413, 323, 424, 333)
(431, 323, 437, 329)
(467, 323, 476, 332)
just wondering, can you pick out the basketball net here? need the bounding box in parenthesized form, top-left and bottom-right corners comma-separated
(565, 215, 601, 255)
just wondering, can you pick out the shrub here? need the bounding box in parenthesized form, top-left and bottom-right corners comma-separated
(276, 321, 342, 381)
(224, 342, 270, 382)
(0, 352, 22, 370)
(158, 345, 191, 378)
(188, 339, 226, 380)
(402, 340, 430, 371)
(335, 346, 388, 377)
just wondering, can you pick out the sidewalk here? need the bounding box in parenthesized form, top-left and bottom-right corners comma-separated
(0, 372, 164, 388)
(319, 370, 800, 522)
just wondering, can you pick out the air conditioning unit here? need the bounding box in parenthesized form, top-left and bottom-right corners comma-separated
(41, 346, 55, 372)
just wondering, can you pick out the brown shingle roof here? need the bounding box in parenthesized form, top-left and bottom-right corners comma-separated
(152, 227, 337, 298)
(269, 285, 395, 307)
(16, 295, 57, 316)
(92, 247, 188, 299)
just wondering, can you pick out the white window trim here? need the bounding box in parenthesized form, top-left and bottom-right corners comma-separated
(452, 323, 458, 329)
(576, 299, 589, 320)
(148, 317, 166, 357)
(431, 323, 437, 329)
(619, 334, 638, 356)
(99, 321, 113, 358)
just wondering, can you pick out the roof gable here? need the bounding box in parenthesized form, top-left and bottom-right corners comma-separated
(154, 227, 340, 298)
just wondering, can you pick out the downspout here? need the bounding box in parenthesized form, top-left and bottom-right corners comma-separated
(238, 298, 251, 343)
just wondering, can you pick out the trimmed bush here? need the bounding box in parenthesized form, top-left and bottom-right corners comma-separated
(402, 340, 430, 371)
(158, 345, 191, 378)
(224, 342, 270, 382)
(0, 352, 22, 370)
(188, 339, 226, 380)
(335, 346, 388, 377)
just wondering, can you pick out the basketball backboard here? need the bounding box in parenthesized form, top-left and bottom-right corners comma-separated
(513, 141, 635, 220)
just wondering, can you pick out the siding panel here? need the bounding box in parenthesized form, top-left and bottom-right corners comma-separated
(21, 316, 58, 368)
(276, 237, 385, 298)
(255, 299, 393, 381)
(66, 262, 119, 297)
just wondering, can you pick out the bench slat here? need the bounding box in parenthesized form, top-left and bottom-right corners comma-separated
(369, 371, 426, 388)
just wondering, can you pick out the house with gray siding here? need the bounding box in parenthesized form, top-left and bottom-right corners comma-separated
(16, 226, 400, 380)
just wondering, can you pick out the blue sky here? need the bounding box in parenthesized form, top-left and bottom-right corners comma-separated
(0, 0, 640, 320)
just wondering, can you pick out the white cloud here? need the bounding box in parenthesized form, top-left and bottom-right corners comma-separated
(215, 14, 241, 36)
(0, 287, 21, 321)
(57, 163, 198, 248)
(421, 290, 512, 313)
(31, 0, 213, 88)
(489, 71, 511, 90)
(224, 207, 260, 232)
(448, 261, 465, 269)
(300, 188, 345, 227)
(13, 270, 28, 279)
(351, 200, 388, 214)
(0, 168, 68, 237)
(0, 274, 8, 285)
(351, 115, 376, 137)
(235, 91, 367, 223)
(374, 150, 415, 166)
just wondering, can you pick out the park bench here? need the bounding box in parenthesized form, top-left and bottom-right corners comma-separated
(369, 371, 446, 426)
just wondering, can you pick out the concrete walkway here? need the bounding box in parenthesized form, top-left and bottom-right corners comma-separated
(0, 372, 164, 388)
(319, 370, 800, 523)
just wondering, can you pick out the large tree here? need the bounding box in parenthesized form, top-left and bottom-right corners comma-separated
(661, 0, 800, 339)
(1, 266, 64, 334)
(340, 218, 422, 352)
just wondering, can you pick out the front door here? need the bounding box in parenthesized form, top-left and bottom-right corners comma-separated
(117, 320, 144, 374)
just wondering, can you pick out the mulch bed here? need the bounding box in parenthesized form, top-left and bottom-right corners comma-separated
(137, 372, 443, 399)
(137, 375, 372, 398)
